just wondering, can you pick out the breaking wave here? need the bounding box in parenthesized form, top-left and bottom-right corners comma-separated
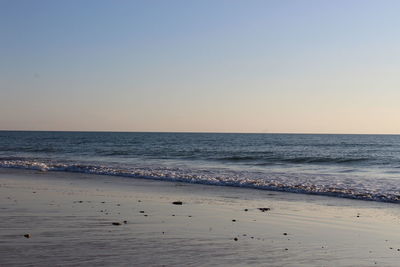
(1, 157, 400, 204)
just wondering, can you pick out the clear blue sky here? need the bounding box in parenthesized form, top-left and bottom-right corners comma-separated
(1, 0, 400, 133)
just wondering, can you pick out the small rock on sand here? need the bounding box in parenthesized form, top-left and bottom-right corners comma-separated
(23, 234, 31, 238)
(112, 222, 122, 226)
(234, 237, 238, 241)
(172, 201, 183, 205)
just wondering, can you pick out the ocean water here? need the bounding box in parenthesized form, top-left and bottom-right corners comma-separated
(1, 131, 400, 203)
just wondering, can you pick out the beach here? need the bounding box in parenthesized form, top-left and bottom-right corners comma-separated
(3, 0, 400, 265)
(1, 168, 400, 267)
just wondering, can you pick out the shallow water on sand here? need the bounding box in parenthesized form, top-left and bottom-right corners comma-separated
(1, 169, 400, 267)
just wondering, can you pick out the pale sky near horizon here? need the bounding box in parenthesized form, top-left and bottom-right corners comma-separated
(1, 0, 400, 134)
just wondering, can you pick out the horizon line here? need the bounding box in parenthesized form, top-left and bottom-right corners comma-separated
(0, 129, 399, 136)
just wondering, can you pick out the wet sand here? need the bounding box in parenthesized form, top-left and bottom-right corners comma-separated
(1, 168, 400, 266)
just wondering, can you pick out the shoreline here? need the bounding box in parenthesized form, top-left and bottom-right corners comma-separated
(1, 161, 398, 204)
(1, 168, 400, 266)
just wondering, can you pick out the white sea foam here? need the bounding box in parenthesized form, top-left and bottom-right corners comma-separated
(1, 158, 400, 203)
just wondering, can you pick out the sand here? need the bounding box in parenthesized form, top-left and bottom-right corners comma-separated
(1, 168, 400, 267)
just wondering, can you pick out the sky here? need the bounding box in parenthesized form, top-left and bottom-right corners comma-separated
(1, 0, 400, 134)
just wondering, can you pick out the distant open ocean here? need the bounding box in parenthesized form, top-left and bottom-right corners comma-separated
(1, 131, 400, 203)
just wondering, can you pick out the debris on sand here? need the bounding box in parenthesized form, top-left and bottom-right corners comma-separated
(172, 201, 183, 205)
(258, 208, 271, 212)
(112, 222, 122, 226)
(234, 237, 238, 241)
(23, 234, 31, 238)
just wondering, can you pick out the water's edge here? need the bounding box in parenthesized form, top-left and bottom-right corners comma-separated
(1, 159, 399, 204)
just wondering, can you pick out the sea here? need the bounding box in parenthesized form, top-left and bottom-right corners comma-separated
(1, 131, 400, 203)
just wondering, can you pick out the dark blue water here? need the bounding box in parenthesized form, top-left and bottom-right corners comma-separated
(1, 131, 400, 202)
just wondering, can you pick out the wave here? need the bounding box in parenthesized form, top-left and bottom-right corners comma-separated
(1, 158, 400, 204)
(281, 156, 369, 164)
(0, 146, 59, 153)
(218, 156, 261, 161)
(97, 151, 131, 156)
(216, 155, 370, 164)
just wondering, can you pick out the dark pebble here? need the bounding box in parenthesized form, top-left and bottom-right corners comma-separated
(23, 234, 31, 238)
(123, 220, 127, 224)
(172, 201, 183, 205)
(234, 237, 238, 241)
(139, 211, 145, 213)
(232, 219, 236, 222)
(244, 209, 248, 212)
(283, 233, 288, 236)
(112, 222, 121, 226)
